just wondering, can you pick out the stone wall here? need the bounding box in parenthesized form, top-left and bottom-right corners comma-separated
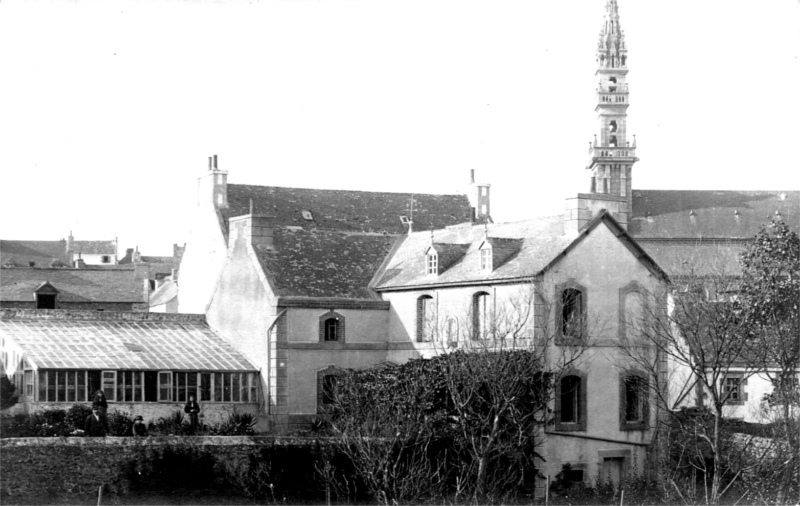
(0, 436, 329, 502)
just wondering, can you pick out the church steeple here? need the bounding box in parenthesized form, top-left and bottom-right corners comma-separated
(587, 0, 637, 219)
(565, 0, 637, 234)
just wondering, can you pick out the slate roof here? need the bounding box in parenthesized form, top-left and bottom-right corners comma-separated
(372, 211, 667, 291)
(636, 240, 747, 278)
(0, 240, 69, 267)
(0, 310, 256, 371)
(254, 229, 398, 299)
(1, 239, 116, 267)
(220, 184, 474, 239)
(629, 190, 799, 239)
(148, 280, 178, 307)
(0, 268, 145, 303)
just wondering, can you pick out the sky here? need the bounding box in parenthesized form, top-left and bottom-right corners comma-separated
(1, 0, 798, 256)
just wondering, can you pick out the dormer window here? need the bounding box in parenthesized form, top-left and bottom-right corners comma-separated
(33, 281, 60, 310)
(426, 248, 438, 276)
(480, 246, 492, 273)
(301, 210, 314, 221)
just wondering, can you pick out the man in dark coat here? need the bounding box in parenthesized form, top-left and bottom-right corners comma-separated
(91, 389, 109, 432)
(85, 408, 107, 437)
(184, 395, 201, 434)
(132, 415, 148, 437)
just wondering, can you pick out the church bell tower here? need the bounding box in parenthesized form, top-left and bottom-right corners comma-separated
(565, 0, 638, 234)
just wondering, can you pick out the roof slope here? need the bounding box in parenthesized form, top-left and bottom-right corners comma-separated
(254, 229, 398, 298)
(221, 185, 473, 237)
(1, 268, 145, 303)
(629, 190, 799, 239)
(1, 239, 116, 267)
(0, 310, 256, 371)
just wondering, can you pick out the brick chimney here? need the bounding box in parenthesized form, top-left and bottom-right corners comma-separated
(198, 154, 228, 209)
(229, 213, 275, 249)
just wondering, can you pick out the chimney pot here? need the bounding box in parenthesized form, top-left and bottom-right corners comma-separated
(213, 154, 218, 170)
(470, 169, 475, 184)
(208, 156, 213, 171)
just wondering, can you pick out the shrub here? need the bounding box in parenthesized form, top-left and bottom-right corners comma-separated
(107, 409, 134, 436)
(211, 410, 256, 436)
(0, 375, 17, 410)
(151, 410, 193, 436)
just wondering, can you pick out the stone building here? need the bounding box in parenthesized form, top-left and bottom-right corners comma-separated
(1, 234, 118, 268)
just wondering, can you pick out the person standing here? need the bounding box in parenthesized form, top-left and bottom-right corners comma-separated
(184, 395, 201, 434)
(92, 389, 110, 433)
(84, 408, 107, 437)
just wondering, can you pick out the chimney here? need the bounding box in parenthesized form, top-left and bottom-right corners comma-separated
(132, 246, 142, 263)
(199, 154, 228, 209)
(229, 213, 275, 249)
(466, 170, 491, 222)
(74, 253, 86, 269)
(66, 231, 74, 255)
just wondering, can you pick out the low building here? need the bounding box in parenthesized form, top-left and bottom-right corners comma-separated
(0, 267, 149, 311)
(0, 309, 260, 425)
(1, 234, 118, 268)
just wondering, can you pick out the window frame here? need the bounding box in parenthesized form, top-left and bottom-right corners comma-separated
(722, 375, 748, 405)
(472, 291, 491, 340)
(555, 370, 587, 432)
(556, 281, 587, 344)
(426, 251, 438, 276)
(479, 245, 492, 273)
(317, 366, 343, 414)
(619, 371, 649, 430)
(416, 295, 435, 343)
(318, 311, 345, 343)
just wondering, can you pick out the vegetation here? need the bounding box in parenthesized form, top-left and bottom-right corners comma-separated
(0, 374, 17, 410)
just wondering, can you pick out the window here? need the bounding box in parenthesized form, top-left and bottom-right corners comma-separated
(472, 292, 490, 340)
(158, 371, 172, 401)
(102, 371, 116, 401)
(480, 247, 492, 273)
(560, 287, 585, 340)
(426, 251, 438, 275)
(481, 187, 487, 197)
(417, 295, 434, 342)
(36, 294, 57, 309)
(556, 372, 586, 431)
(723, 376, 747, 405)
(620, 372, 649, 430)
(317, 366, 343, 413)
(101, 255, 111, 264)
(301, 210, 313, 220)
(609, 135, 617, 147)
(319, 311, 345, 342)
(619, 283, 646, 341)
(24, 371, 33, 398)
(608, 120, 617, 133)
(445, 317, 459, 346)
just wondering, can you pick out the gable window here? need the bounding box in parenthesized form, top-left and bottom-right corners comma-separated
(723, 376, 747, 405)
(472, 291, 490, 339)
(36, 294, 57, 309)
(556, 372, 587, 431)
(319, 311, 345, 343)
(620, 372, 649, 430)
(560, 286, 585, 340)
(480, 247, 492, 273)
(417, 295, 435, 343)
(426, 251, 438, 275)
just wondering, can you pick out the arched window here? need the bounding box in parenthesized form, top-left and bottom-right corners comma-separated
(319, 311, 345, 342)
(472, 292, 490, 340)
(426, 249, 438, 276)
(619, 282, 646, 341)
(619, 371, 649, 430)
(561, 287, 584, 339)
(445, 317, 459, 346)
(556, 372, 587, 431)
(608, 76, 617, 92)
(417, 295, 434, 343)
(609, 135, 618, 147)
(608, 120, 617, 133)
(317, 366, 343, 413)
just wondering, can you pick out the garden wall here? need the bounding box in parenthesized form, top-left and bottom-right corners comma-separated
(0, 436, 332, 503)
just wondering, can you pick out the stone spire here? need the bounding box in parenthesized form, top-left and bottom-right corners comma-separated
(597, 0, 627, 69)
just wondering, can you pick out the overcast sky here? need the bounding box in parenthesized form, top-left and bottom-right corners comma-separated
(1, 0, 798, 256)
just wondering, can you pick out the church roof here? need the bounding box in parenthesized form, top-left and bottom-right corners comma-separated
(0, 267, 145, 303)
(216, 184, 476, 299)
(0, 309, 256, 372)
(219, 184, 473, 239)
(629, 190, 799, 239)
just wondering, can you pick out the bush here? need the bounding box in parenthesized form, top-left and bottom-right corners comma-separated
(107, 409, 134, 436)
(151, 410, 193, 436)
(211, 410, 257, 436)
(0, 375, 17, 410)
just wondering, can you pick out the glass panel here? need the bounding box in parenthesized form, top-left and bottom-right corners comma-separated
(188, 372, 198, 401)
(134, 372, 142, 402)
(67, 371, 76, 402)
(39, 371, 47, 402)
(241, 374, 249, 403)
(249, 374, 257, 404)
(47, 371, 55, 402)
(102, 371, 116, 401)
(223, 373, 231, 402)
(77, 371, 86, 402)
(200, 373, 211, 402)
(177, 372, 187, 403)
(214, 373, 223, 402)
(117, 372, 124, 402)
(232, 373, 240, 402)
(123, 371, 132, 402)
(158, 372, 171, 401)
(57, 371, 67, 402)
